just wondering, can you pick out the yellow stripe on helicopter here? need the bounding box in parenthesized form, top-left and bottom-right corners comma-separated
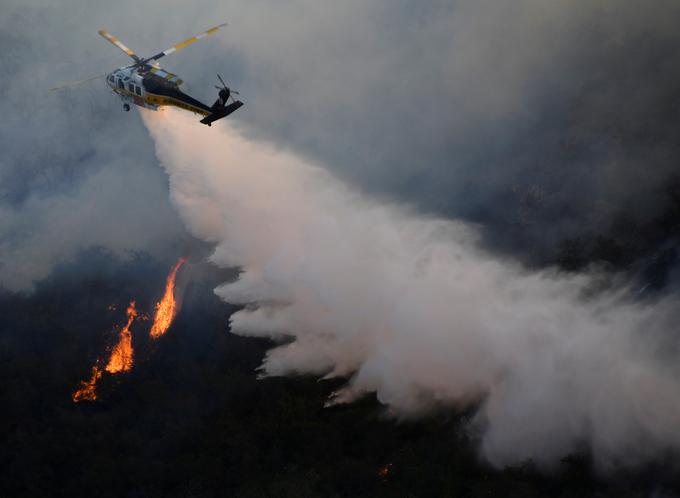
(144, 93, 211, 116)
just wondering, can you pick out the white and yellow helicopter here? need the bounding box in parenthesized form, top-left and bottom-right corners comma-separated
(54, 24, 243, 126)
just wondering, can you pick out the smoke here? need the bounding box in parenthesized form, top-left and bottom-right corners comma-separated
(0, 161, 187, 291)
(145, 108, 680, 471)
(0, 0, 192, 291)
(3, 0, 680, 290)
(2, 0, 680, 473)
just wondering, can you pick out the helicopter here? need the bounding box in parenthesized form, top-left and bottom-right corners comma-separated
(54, 23, 243, 126)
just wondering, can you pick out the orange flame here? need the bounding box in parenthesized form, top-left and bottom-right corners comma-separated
(72, 259, 185, 402)
(150, 258, 186, 339)
(72, 365, 103, 402)
(378, 463, 393, 479)
(72, 302, 137, 402)
(105, 301, 137, 374)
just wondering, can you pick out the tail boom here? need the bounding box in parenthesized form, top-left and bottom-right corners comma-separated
(200, 100, 244, 126)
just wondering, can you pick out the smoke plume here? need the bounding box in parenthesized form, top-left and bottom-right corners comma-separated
(144, 109, 680, 471)
(3, 0, 680, 290)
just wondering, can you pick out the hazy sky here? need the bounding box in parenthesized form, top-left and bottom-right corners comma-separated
(3, 0, 680, 289)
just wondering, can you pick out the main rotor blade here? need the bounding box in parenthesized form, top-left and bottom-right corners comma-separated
(98, 29, 141, 62)
(49, 74, 104, 91)
(143, 22, 227, 64)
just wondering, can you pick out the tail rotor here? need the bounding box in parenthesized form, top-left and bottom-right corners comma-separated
(201, 73, 244, 126)
(214, 74, 239, 104)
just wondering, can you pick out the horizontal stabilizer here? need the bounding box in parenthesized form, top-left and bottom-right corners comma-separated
(200, 101, 243, 126)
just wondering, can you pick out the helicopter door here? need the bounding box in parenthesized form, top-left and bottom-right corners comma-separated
(132, 84, 144, 106)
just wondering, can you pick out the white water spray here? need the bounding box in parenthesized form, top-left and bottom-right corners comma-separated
(145, 109, 680, 470)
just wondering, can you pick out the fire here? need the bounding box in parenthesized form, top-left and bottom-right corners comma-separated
(150, 258, 186, 339)
(72, 365, 103, 402)
(378, 463, 393, 479)
(72, 302, 137, 402)
(105, 301, 137, 373)
(72, 258, 186, 402)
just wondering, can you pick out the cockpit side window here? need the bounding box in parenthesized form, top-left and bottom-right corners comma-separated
(128, 83, 135, 93)
(117, 78, 124, 89)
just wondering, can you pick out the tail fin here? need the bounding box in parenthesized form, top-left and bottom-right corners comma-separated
(200, 100, 244, 126)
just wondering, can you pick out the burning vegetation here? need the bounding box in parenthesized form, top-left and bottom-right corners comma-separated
(71, 300, 138, 402)
(104, 301, 137, 374)
(72, 258, 186, 403)
(71, 365, 103, 402)
(378, 463, 393, 480)
(150, 258, 186, 339)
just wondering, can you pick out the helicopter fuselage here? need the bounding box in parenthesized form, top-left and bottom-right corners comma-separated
(106, 65, 213, 116)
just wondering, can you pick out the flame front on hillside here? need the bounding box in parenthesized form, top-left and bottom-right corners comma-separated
(71, 365, 103, 402)
(150, 258, 186, 339)
(72, 300, 138, 402)
(105, 301, 137, 374)
(72, 258, 186, 402)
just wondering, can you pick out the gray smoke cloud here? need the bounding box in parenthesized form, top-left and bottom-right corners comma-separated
(213, 0, 680, 267)
(0, 1, 192, 290)
(0, 162, 186, 290)
(3, 0, 680, 290)
(146, 109, 680, 471)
